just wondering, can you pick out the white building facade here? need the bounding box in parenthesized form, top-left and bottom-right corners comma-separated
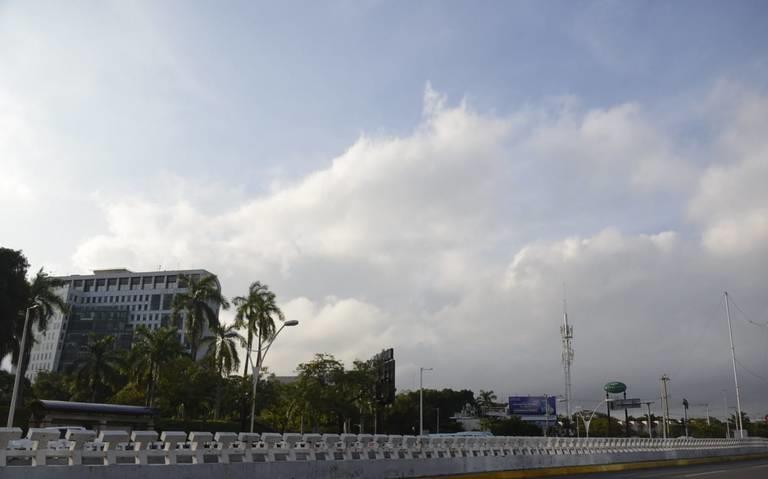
(26, 268, 219, 381)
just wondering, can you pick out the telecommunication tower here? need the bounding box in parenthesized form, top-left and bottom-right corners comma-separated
(561, 291, 574, 419)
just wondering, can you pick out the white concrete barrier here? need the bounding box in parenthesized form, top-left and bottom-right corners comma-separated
(1, 431, 766, 479)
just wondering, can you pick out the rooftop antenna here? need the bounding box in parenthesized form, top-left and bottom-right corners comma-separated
(561, 283, 574, 420)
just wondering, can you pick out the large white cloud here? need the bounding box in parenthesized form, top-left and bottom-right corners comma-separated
(56, 85, 768, 416)
(689, 86, 768, 256)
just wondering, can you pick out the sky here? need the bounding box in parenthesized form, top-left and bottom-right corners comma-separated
(1, 0, 768, 421)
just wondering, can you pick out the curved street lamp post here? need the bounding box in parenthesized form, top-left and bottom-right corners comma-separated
(575, 398, 614, 438)
(6, 304, 39, 428)
(248, 319, 299, 433)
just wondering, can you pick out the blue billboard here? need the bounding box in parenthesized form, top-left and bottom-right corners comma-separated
(508, 396, 557, 416)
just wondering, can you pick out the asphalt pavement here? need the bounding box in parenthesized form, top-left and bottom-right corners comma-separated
(558, 458, 768, 478)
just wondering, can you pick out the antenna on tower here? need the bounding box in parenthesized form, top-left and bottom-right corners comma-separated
(560, 283, 574, 421)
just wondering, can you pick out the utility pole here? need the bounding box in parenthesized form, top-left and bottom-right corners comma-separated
(724, 292, 744, 438)
(722, 390, 731, 438)
(419, 367, 432, 436)
(623, 391, 630, 437)
(642, 401, 654, 438)
(660, 375, 671, 439)
(682, 398, 689, 437)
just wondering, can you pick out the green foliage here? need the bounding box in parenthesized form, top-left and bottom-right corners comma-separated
(171, 274, 229, 359)
(0, 369, 33, 406)
(70, 334, 123, 402)
(384, 388, 475, 435)
(484, 415, 542, 436)
(0, 248, 30, 360)
(154, 355, 219, 419)
(130, 325, 185, 406)
(31, 371, 73, 401)
(232, 281, 284, 379)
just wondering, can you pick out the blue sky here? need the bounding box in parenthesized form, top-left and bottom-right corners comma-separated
(2, 1, 768, 417)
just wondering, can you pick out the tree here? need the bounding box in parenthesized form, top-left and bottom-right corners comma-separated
(202, 322, 245, 419)
(0, 248, 30, 361)
(31, 371, 73, 401)
(484, 415, 542, 436)
(70, 334, 122, 402)
(154, 355, 219, 420)
(171, 274, 229, 360)
(131, 326, 185, 407)
(12, 268, 67, 381)
(232, 281, 284, 378)
(295, 353, 348, 432)
(477, 389, 498, 415)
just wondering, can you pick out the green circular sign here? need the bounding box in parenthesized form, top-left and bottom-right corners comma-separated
(604, 381, 627, 394)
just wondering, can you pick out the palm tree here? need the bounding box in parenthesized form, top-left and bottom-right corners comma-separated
(232, 281, 284, 379)
(71, 334, 122, 402)
(170, 274, 229, 360)
(131, 325, 185, 407)
(477, 389, 498, 415)
(12, 268, 67, 378)
(202, 323, 245, 419)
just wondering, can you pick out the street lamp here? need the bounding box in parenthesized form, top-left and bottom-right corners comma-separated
(7, 304, 39, 427)
(248, 319, 299, 433)
(575, 398, 614, 438)
(419, 367, 433, 436)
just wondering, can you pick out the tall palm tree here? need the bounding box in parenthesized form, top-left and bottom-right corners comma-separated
(171, 274, 229, 360)
(202, 323, 245, 419)
(12, 268, 67, 377)
(477, 389, 497, 416)
(131, 325, 185, 407)
(71, 334, 122, 402)
(232, 281, 284, 379)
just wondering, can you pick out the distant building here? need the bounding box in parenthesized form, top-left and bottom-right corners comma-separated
(26, 268, 220, 381)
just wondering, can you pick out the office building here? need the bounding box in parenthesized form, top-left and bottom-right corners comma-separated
(25, 268, 219, 381)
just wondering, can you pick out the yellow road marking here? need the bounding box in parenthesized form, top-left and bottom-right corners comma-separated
(421, 453, 768, 478)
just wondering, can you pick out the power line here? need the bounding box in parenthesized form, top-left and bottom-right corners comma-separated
(728, 294, 768, 328)
(735, 358, 768, 383)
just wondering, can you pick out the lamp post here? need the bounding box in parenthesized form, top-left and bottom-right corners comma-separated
(577, 398, 614, 438)
(249, 319, 299, 433)
(7, 304, 38, 428)
(642, 401, 654, 438)
(419, 367, 432, 436)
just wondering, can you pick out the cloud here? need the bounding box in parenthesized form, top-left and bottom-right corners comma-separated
(62, 84, 768, 415)
(689, 86, 768, 255)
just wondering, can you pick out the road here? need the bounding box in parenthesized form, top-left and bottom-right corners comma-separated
(560, 458, 768, 478)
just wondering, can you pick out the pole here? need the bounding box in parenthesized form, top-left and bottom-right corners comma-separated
(575, 411, 580, 438)
(7, 306, 35, 428)
(660, 375, 670, 439)
(544, 394, 549, 437)
(706, 404, 710, 426)
(724, 292, 744, 438)
(249, 322, 295, 433)
(249, 355, 261, 433)
(436, 408, 440, 434)
(419, 367, 432, 436)
(645, 402, 653, 438)
(623, 391, 629, 437)
(723, 390, 730, 438)
(606, 392, 611, 436)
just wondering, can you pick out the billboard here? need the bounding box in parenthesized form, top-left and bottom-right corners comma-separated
(372, 348, 395, 405)
(508, 396, 557, 416)
(609, 398, 642, 410)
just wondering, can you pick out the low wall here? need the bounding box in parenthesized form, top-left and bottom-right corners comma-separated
(1, 429, 767, 479)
